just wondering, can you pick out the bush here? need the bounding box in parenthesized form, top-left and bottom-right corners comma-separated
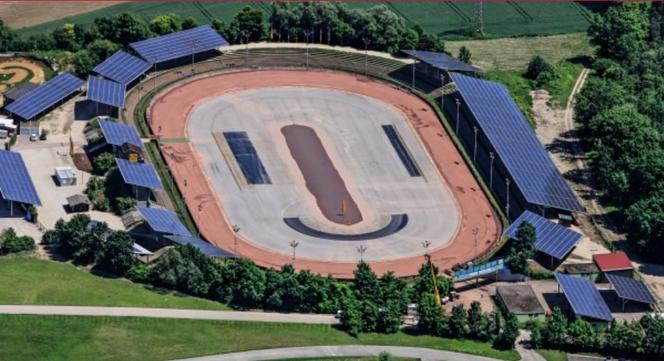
(126, 264, 151, 283)
(525, 55, 556, 87)
(0, 228, 35, 254)
(115, 197, 137, 214)
(93, 152, 116, 174)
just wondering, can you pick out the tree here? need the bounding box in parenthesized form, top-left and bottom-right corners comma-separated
(94, 152, 116, 174)
(150, 14, 181, 35)
(0, 19, 16, 52)
(507, 221, 536, 274)
(448, 304, 467, 338)
(467, 301, 490, 340)
(541, 307, 568, 347)
(181, 16, 198, 30)
(94, 13, 152, 47)
(399, 28, 418, 50)
(72, 50, 97, 77)
(376, 300, 402, 334)
(588, 3, 650, 63)
(575, 78, 628, 127)
(641, 315, 664, 356)
(458, 46, 472, 64)
(97, 231, 135, 276)
(353, 261, 382, 304)
(567, 319, 600, 350)
(606, 320, 644, 355)
(525, 55, 556, 86)
(493, 312, 519, 350)
(417, 293, 448, 336)
(230, 6, 265, 43)
(115, 197, 137, 214)
(217, 258, 266, 308)
(417, 32, 445, 52)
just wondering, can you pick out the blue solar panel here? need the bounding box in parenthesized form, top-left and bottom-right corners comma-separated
(0, 150, 41, 205)
(224, 132, 271, 185)
(165, 235, 235, 258)
(606, 273, 657, 305)
(87, 77, 125, 108)
(130, 25, 229, 64)
(504, 211, 581, 260)
(402, 49, 479, 72)
(449, 72, 584, 213)
(5, 72, 84, 120)
(137, 206, 191, 236)
(98, 119, 143, 149)
(93, 50, 150, 85)
(116, 158, 163, 190)
(555, 273, 612, 321)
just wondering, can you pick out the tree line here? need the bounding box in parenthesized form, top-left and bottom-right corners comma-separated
(574, 3, 664, 262)
(40, 215, 518, 349)
(531, 308, 664, 358)
(0, 3, 447, 77)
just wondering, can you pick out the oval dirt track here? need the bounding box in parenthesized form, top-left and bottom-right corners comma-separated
(149, 69, 501, 279)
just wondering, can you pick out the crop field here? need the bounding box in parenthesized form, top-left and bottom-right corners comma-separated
(15, 1, 607, 39)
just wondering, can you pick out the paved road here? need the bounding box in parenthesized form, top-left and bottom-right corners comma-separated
(516, 330, 547, 361)
(172, 345, 502, 361)
(0, 305, 339, 324)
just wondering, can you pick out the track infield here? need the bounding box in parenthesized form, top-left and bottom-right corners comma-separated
(149, 69, 501, 278)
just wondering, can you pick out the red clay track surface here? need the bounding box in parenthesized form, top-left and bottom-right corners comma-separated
(150, 69, 501, 279)
(282, 124, 363, 225)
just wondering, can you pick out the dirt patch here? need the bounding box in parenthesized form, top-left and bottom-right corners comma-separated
(0, 58, 46, 84)
(0, 2, 122, 29)
(147, 70, 501, 279)
(282, 124, 363, 225)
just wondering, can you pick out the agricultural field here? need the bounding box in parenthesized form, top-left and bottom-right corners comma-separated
(0, 315, 520, 361)
(14, 1, 607, 39)
(0, 1, 121, 29)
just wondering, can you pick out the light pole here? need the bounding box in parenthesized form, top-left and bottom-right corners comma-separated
(411, 59, 416, 88)
(440, 73, 445, 110)
(362, 37, 371, 75)
(241, 30, 251, 66)
(191, 39, 198, 73)
(421, 240, 431, 256)
(455, 98, 461, 134)
(473, 126, 479, 162)
(304, 29, 313, 69)
(505, 178, 511, 218)
(232, 224, 240, 255)
(489, 152, 495, 189)
(472, 227, 480, 286)
(357, 245, 367, 262)
(289, 240, 299, 262)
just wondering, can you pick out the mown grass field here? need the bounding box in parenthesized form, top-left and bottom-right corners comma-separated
(275, 358, 417, 361)
(0, 254, 227, 310)
(15, 2, 607, 39)
(0, 315, 520, 361)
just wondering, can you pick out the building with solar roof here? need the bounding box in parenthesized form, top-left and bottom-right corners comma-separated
(443, 72, 584, 220)
(0, 150, 41, 218)
(4, 72, 84, 122)
(555, 273, 613, 323)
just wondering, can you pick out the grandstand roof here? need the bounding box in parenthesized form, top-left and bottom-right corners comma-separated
(130, 25, 229, 64)
(4, 72, 84, 120)
(402, 49, 480, 72)
(93, 50, 150, 85)
(449, 72, 584, 213)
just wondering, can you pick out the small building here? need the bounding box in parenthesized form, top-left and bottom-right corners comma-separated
(593, 251, 634, 280)
(55, 166, 77, 186)
(2, 82, 39, 106)
(564, 263, 599, 281)
(495, 284, 545, 322)
(66, 194, 91, 213)
(119, 142, 144, 162)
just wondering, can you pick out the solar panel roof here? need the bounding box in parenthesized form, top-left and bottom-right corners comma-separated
(0, 150, 41, 205)
(165, 235, 236, 258)
(98, 119, 143, 149)
(402, 49, 480, 72)
(130, 25, 229, 64)
(449, 72, 584, 213)
(5, 72, 84, 120)
(87, 76, 125, 108)
(504, 211, 582, 260)
(555, 273, 613, 321)
(93, 50, 150, 85)
(116, 158, 163, 190)
(606, 273, 657, 305)
(137, 206, 191, 236)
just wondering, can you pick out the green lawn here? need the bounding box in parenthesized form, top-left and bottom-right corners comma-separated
(0, 315, 520, 361)
(537, 349, 567, 361)
(275, 358, 417, 361)
(17, 2, 607, 39)
(541, 61, 584, 107)
(0, 254, 227, 310)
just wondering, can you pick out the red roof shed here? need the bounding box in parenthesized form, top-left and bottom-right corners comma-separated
(593, 251, 633, 272)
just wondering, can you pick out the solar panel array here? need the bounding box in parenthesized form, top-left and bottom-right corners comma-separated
(453, 259, 504, 282)
(449, 72, 584, 213)
(505, 211, 582, 260)
(555, 273, 612, 321)
(87, 76, 125, 108)
(137, 206, 191, 236)
(402, 49, 479, 72)
(93, 50, 151, 85)
(98, 119, 143, 149)
(116, 158, 163, 190)
(606, 273, 657, 305)
(5, 72, 84, 120)
(165, 235, 236, 258)
(0, 150, 41, 205)
(130, 25, 229, 64)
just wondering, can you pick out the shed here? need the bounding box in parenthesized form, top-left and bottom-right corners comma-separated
(55, 166, 77, 186)
(66, 194, 91, 213)
(593, 251, 633, 279)
(495, 284, 545, 322)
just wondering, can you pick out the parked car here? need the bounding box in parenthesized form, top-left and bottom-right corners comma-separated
(29, 133, 38, 142)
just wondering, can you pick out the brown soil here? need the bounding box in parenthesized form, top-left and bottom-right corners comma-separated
(0, 2, 122, 29)
(282, 125, 362, 225)
(149, 69, 501, 279)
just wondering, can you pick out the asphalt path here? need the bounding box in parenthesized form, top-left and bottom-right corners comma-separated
(0, 305, 339, 324)
(172, 345, 502, 361)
